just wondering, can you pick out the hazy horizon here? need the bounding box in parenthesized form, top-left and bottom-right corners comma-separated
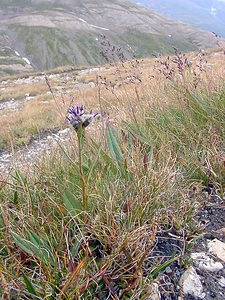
(133, 0, 225, 37)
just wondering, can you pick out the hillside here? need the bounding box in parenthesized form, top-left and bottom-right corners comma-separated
(0, 0, 224, 76)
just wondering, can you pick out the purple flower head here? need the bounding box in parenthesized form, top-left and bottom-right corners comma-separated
(66, 105, 99, 131)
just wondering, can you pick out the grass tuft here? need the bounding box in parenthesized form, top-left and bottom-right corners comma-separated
(0, 48, 224, 298)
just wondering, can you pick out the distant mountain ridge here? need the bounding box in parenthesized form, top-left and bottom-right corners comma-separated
(133, 0, 225, 37)
(0, 0, 224, 77)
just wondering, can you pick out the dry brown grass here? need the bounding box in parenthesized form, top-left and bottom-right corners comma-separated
(0, 82, 48, 102)
(0, 48, 225, 151)
(0, 48, 225, 299)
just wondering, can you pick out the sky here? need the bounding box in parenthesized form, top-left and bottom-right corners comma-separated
(134, 0, 225, 36)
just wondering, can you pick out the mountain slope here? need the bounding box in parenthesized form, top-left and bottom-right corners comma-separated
(0, 0, 224, 76)
(133, 0, 225, 37)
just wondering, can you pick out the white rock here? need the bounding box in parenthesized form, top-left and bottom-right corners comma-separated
(208, 239, 225, 262)
(49, 74, 57, 79)
(218, 277, 225, 288)
(180, 267, 205, 299)
(58, 128, 70, 136)
(25, 96, 35, 101)
(191, 252, 223, 272)
(88, 81, 95, 88)
(145, 283, 161, 300)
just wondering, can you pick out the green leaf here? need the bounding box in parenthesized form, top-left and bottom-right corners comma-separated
(28, 231, 44, 247)
(149, 256, 178, 279)
(71, 240, 81, 257)
(125, 123, 151, 145)
(87, 148, 101, 183)
(22, 272, 37, 297)
(91, 140, 118, 175)
(12, 232, 35, 256)
(106, 125, 123, 165)
(63, 190, 82, 216)
(13, 191, 18, 205)
(12, 232, 54, 266)
(147, 148, 154, 166)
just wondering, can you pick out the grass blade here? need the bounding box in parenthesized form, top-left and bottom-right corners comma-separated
(106, 125, 123, 165)
(63, 190, 82, 216)
(22, 272, 37, 297)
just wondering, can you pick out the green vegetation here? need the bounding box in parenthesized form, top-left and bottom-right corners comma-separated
(8, 25, 105, 70)
(0, 47, 15, 57)
(9, 25, 74, 70)
(0, 47, 31, 76)
(121, 30, 197, 58)
(0, 52, 224, 298)
(74, 32, 104, 66)
(0, 69, 18, 76)
(0, 58, 26, 66)
(0, 47, 27, 74)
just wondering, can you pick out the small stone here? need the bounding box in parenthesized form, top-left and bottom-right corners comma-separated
(165, 266, 173, 274)
(208, 239, 225, 262)
(218, 277, 225, 288)
(58, 128, 70, 136)
(180, 266, 205, 299)
(145, 283, 161, 300)
(88, 81, 95, 88)
(191, 252, 223, 272)
(208, 291, 216, 297)
(217, 228, 225, 236)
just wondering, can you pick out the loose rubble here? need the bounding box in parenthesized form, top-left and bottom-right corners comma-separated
(149, 193, 225, 300)
(191, 252, 223, 272)
(0, 128, 72, 175)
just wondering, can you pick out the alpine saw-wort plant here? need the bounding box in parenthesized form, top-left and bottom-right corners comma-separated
(66, 105, 100, 219)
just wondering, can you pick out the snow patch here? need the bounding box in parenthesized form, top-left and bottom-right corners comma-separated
(78, 17, 109, 31)
(22, 57, 31, 65)
(15, 51, 20, 56)
(89, 24, 109, 31)
(78, 17, 88, 24)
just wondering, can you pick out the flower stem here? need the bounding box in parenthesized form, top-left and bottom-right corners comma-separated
(77, 127, 88, 220)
